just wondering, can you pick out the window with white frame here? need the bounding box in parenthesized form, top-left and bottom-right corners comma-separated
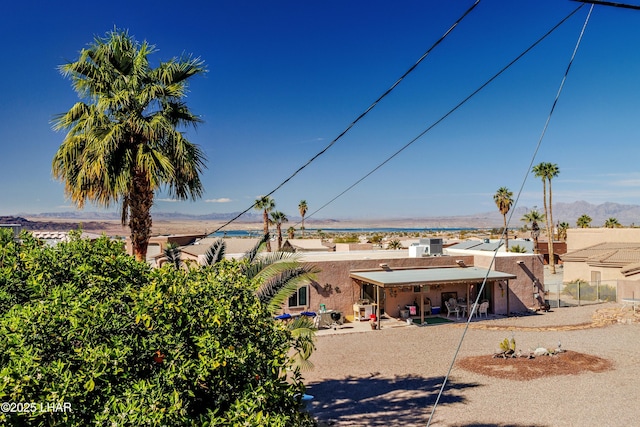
(288, 285, 308, 308)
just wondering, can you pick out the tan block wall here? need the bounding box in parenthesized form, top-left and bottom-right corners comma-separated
(474, 254, 544, 314)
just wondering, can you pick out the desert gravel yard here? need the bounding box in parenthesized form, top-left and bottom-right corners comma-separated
(305, 302, 640, 426)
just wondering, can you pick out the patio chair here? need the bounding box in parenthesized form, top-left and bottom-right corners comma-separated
(423, 297, 432, 315)
(469, 303, 479, 318)
(445, 300, 459, 319)
(478, 302, 489, 318)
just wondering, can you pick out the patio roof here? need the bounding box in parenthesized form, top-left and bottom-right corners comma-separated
(349, 267, 516, 287)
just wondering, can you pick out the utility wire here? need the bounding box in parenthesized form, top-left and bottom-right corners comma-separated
(209, 1, 482, 235)
(300, 4, 585, 226)
(427, 4, 593, 426)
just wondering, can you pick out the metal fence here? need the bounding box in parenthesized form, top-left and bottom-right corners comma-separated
(546, 279, 618, 308)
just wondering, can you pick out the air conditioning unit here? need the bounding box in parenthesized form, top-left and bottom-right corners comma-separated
(419, 238, 443, 255)
(409, 244, 428, 258)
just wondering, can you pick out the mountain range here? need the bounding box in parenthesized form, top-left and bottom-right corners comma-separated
(11, 201, 640, 229)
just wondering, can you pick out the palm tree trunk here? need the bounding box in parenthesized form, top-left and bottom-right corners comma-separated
(548, 179, 556, 274)
(129, 171, 153, 262)
(503, 214, 509, 251)
(541, 179, 551, 268)
(263, 210, 271, 252)
(277, 224, 282, 251)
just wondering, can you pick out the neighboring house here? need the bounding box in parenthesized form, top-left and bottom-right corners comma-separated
(128, 234, 205, 262)
(153, 237, 261, 267)
(281, 239, 333, 252)
(534, 239, 567, 265)
(280, 248, 544, 321)
(562, 228, 640, 301)
(30, 230, 103, 246)
(152, 235, 545, 320)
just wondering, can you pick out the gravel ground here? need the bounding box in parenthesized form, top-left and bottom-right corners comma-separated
(304, 302, 640, 426)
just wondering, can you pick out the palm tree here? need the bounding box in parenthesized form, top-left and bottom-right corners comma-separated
(509, 245, 527, 253)
(604, 217, 621, 228)
(493, 187, 514, 251)
(532, 162, 559, 273)
(387, 239, 402, 250)
(254, 196, 275, 251)
(577, 214, 592, 228)
(163, 243, 183, 269)
(52, 30, 206, 261)
(521, 210, 545, 254)
(557, 221, 570, 241)
(270, 211, 288, 251)
(287, 226, 296, 239)
(298, 200, 308, 237)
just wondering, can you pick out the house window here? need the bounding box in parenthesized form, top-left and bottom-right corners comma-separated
(288, 285, 308, 308)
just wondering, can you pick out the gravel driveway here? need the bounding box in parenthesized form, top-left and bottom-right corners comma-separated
(304, 302, 640, 426)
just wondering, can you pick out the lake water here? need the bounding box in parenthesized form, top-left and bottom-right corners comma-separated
(209, 227, 478, 237)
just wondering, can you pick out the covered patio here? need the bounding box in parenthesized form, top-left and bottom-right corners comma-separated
(350, 266, 517, 329)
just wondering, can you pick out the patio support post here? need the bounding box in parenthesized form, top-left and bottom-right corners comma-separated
(376, 285, 381, 330)
(420, 285, 425, 324)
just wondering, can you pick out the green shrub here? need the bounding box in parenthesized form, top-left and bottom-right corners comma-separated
(0, 232, 314, 426)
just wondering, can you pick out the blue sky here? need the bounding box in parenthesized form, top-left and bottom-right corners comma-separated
(2, 0, 640, 221)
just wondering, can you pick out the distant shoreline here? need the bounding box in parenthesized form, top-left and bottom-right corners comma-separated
(8, 216, 503, 237)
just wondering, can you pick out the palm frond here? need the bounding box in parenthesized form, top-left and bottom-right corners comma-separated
(286, 316, 316, 371)
(204, 238, 226, 265)
(242, 233, 270, 266)
(163, 242, 182, 269)
(256, 264, 319, 314)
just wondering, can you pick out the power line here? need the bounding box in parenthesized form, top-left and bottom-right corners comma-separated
(301, 4, 585, 226)
(571, 0, 640, 10)
(209, 1, 482, 235)
(428, 4, 594, 425)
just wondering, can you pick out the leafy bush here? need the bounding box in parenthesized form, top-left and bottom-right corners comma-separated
(332, 234, 359, 244)
(0, 231, 314, 426)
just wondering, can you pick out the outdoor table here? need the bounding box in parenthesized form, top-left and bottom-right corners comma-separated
(456, 303, 467, 317)
(621, 298, 640, 311)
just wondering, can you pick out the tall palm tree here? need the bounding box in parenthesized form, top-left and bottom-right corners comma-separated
(254, 196, 275, 251)
(493, 187, 514, 251)
(532, 162, 559, 273)
(557, 221, 570, 241)
(577, 214, 592, 228)
(298, 200, 308, 237)
(270, 211, 288, 251)
(52, 30, 206, 261)
(521, 210, 545, 254)
(604, 217, 621, 228)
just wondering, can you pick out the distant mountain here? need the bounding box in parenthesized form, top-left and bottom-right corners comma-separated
(551, 201, 640, 227)
(10, 201, 640, 228)
(472, 201, 640, 228)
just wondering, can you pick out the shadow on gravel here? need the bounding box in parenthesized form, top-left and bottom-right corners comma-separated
(307, 374, 490, 427)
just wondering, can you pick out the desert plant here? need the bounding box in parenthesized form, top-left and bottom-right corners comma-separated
(509, 244, 527, 253)
(387, 239, 402, 250)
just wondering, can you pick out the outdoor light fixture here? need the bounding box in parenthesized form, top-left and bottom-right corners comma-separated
(517, 261, 525, 265)
(456, 260, 466, 267)
(379, 263, 389, 269)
